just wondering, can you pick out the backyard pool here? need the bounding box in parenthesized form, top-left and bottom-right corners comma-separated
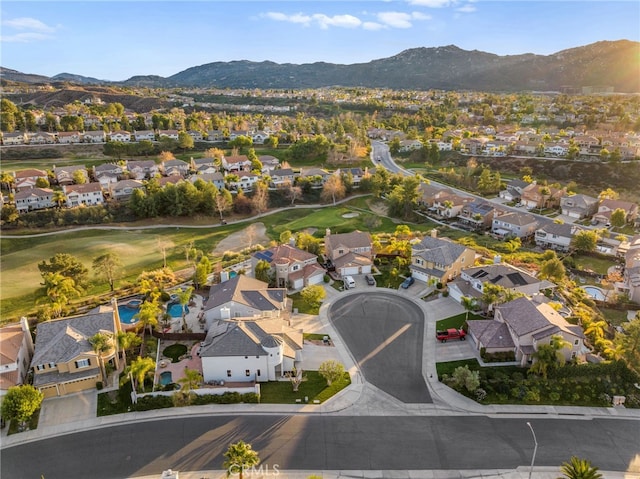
(583, 286, 606, 301)
(159, 371, 173, 386)
(168, 302, 189, 318)
(117, 299, 142, 325)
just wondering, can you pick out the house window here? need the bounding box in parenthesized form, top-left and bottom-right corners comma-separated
(75, 358, 90, 368)
(574, 339, 579, 345)
(245, 370, 250, 377)
(36, 364, 45, 371)
(292, 265, 300, 271)
(227, 370, 232, 377)
(245, 356, 248, 359)
(257, 369, 261, 377)
(48, 362, 56, 368)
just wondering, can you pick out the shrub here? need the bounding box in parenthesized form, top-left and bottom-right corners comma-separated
(324, 274, 330, 283)
(96, 382, 103, 390)
(241, 393, 260, 403)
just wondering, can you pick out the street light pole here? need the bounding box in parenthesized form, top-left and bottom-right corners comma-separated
(526, 422, 538, 479)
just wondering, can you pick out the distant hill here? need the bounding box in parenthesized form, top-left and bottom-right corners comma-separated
(0, 67, 51, 84)
(51, 73, 108, 85)
(3, 40, 639, 92)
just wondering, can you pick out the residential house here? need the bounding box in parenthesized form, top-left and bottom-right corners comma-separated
(269, 168, 297, 188)
(492, 212, 538, 239)
(202, 275, 289, 327)
(134, 130, 155, 142)
(535, 222, 585, 252)
(198, 318, 302, 383)
(191, 157, 217, 170)
(187, 130, 203, 141)
(432, 191, 474, 219)
(252, 131, 270, 144)
(457, 200, 499, 231)
(560, 194, 599, 219)
(621, 235, 640, 303)
(158, 176, 183, 187)
(512, 141, 538, 155)
(448, 263, 554, 304)
(127, 160, 159, 180)
(30, 310, 120, 398)
(499, 179, 529, 202)
(109, 179, 145, 202)
(57, 131, 82, 144)
(93, 163, 123, 179)
(0, 318, 35, 397)
(417, 183, 451, 208)
(109, 130, 132, 142)
(14, 187, 55, 213)
(521, 183, 566, 210)
(399, 139, 423, 152)
(428, 139, 453, 151)
(2, 132, 27, 145)
(466, 296, 586, 366)
(13, 168, 48, 191)
(161, 159, 189, 177)
(543, 143, 569, 156)
(252, 244, 325, 290)
(339, 167, 365, 186)
(53, 165, 88, 186)
(324, 229, 373, 276)
(158, 129, 179, 140)
(27, 132, 56, 144)
(222, 155, 252, 173)
(207, 130, 224, 142)
(298, 168, 331, 186)
(259, 155, 280, 172)
(229, 130, 249, 140)
(191, 173, 225, 190)
(63, 183, 105, 207)
(82, 130, 106, 143)
(409, 231, 475, 285)
(593, 199, 639, 225)
(95, 172, 118, 189)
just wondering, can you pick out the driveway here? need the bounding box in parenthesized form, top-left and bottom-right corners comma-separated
(329, 292, 432, 403)
(38, 390, 97, 428)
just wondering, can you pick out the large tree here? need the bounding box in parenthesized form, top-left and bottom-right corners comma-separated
(223, 440, 261, 479)
(93, 252, 122, 291)
(117, 331, 141, 367)
(529, 335, 571, 379)
(318, 360, 345, 386)
(610, 208, 627, 228)
(1, 385, 44, 430)
(254, 259, 272, 284)
(613, 316, 640, 375)
(539, 257, 566, 283)
(39, 253, 88, 286)
(320, 174, 346, 205)
(300, 284, 326, 308)
(133, 294, 161, 356)
(89, 332, 115, 384)
(386, 175, 421, 220)
(127, 356, 156, 393)
(571, 230, 599, 253)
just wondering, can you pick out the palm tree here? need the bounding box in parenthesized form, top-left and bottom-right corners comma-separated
(461, 296, 477, 321)
(89, 332, 115, 384)
(0, 172, 15, 192)
(52, 190, 66, 208)
(177, 286, 194, 332)
(558, 456, 602, 479)
(584, 320, 608, 341)
(117, 331, 141, 368)
(126, 356, 156, 393)
(178, 367, 203, 393)
(133, 295, 161, 357)
(529, 335, 572, 379)
(223, 440, 260, 479)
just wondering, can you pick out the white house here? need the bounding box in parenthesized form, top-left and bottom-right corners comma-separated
(14, 187, 55, 213)
(492, 212, 538, 239)
(109, 130, 131, 142)
(109, 179, 145, 201)
(324, 229, 373, 276)
(63, 183, 105, 207)
(127, 160, 159, 180)
(198, 318, 302, 383)
(534, 223, 584, 252)
(82, 131, 106, 143)
(134, 130, 155, 142)
(222, 155, 252, 172)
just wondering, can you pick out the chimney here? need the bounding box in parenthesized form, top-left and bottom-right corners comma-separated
(289, 237, 296, 247)
(20, 317, 35, 356)
(326, 228, 331, 236)
(431, 229, 437, 238)
(493, 255, 502, 264)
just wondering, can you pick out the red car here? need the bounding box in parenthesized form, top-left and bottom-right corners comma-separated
(436, 328, 466, 343)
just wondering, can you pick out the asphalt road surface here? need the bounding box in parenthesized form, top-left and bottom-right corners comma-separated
(329, 292, 431, 403)
(2, 415, 638, 478)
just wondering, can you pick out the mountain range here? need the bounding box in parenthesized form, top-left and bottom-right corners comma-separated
(2, 40, 639, 92)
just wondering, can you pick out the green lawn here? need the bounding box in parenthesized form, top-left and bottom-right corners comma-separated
(600, 307, 632, 327)
(259, 371, 350, 404)
(435, 312, 484, 330)
(303, 333, 330, 341)
(290, 292, 321, 315)
(572, 254, 615, 276)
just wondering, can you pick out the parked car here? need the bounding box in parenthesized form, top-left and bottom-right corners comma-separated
(344, 275, 356, 289)
(365, 274, 376, 286)
(436, 328, 467, 343)
(401, 276, 415, 289)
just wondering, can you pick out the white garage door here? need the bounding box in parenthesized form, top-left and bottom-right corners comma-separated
(341, 266, 360, 276)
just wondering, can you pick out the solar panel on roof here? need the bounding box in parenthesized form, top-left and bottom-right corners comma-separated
(471, 270, 488, 278)
(490, 274, 503, 284)
(507, 273, 528, 286)
(255, 251, 273, 262)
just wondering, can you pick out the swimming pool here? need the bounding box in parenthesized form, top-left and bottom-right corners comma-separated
(159, 371, 173, 386)
(168, 302, 189, 318)
(118, 300, 142, 324)
(583, 286, 606, 301)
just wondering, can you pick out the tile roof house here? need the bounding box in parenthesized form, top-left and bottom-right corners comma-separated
(467, 296, 586, 366)
(127, 160, 159, 180)
(448, 262, 555, 304)
(82, 130, 106, 143)
(14, 187, 55, 213)
(521, 183, 566, 210)
(13, 168, 48, 191)
(457, 200, 500, 231)
(534, 222, 585, 252)
(2, 132, 27, 145)
(259, 155, 280, 172)
(63, 182, 105, 208)
(57, 131, 82, 144)
(269, 168, 297, 187)
(161, 159, 189, 177)
(133, 130, 156, 142)
(324, 229, 373, 276)
(560, 194, 599, 219)
(30, 310, 120, 398)
(299, 168, 331, 185)
(593, 199, 639, 225)
(0, 318, 35, 397)
(109, 130, 132, 142)
(203, 275, 290, 327)
(191, 157, 217, 170)
(222, 155, 252, 172)
(53, 165, 88, 186)
(409, 231, 475, 285)
(499, 179, 529, 202)
(252, 244, 325, 290)
(432, 191, 475, 218)
(492, 212, 538, 239)
(109, 179, 145, 201)
(190, 172, 225, 190)
(198, 318, 302, 382)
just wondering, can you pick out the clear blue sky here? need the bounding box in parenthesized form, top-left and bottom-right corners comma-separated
(2, 1, 639, 82)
